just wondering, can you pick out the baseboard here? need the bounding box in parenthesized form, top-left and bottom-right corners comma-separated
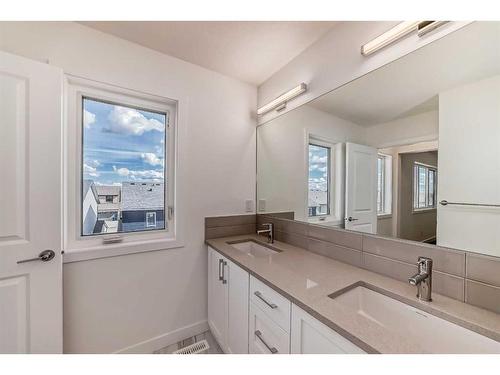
(113, 320, 209, 354)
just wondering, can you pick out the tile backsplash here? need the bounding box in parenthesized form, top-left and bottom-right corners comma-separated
(204, 213, 500, 314)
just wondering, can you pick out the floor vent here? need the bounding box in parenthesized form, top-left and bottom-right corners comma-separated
(173, 339, 210, 354)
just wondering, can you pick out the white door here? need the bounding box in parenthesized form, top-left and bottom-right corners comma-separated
(226, 258, 249, 354)
(345, 142, 378, 234)
(0, 51, 63, 353)
(207, 248, 227, 351)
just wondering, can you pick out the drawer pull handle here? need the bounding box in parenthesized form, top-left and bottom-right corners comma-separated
(218, 259, 224, 281)
(255, 330, 278, 354)
(254, 291, 278, 309)
(222, 260, 227, 284)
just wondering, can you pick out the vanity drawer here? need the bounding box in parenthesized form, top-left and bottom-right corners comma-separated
(250, 276, 291, 332)
(249, 302, 290, 354)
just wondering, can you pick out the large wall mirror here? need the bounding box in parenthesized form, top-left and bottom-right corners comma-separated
(257, 22, 500, 257)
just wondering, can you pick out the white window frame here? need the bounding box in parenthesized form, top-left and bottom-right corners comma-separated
(413, 162, 437, 212)
(308, 142, 332, 218)
(306, 135, 344, 226)
(146, 212, 157, 228)
(64, 75, 183, 262)
(377, 153, 393, 217)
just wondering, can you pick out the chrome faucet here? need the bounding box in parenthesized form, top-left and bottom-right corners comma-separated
(408, 256, 433, 301)
(257, 223, 274, 244)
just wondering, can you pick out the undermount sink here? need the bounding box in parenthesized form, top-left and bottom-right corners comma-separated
(228, 240, 281, 258)
(329, 282, 500, 353)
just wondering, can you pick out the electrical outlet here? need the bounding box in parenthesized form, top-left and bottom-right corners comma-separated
(258, 199, 266, 212)
(245, 200, 254, 212)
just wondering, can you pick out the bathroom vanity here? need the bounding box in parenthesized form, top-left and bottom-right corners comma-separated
(206, 234, 500, 354)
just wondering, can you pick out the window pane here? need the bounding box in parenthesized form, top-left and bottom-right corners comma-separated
(428, 170, 435, 207)
(377, 156, 385, 213)
(308, 144, 330, 217)
(81, 97, 167, 236)
(418, 166, 427, 208)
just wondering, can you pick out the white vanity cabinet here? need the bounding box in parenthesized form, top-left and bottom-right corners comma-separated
(207, 247, 364, 354)
(207, 247, 249, 353)
(291, 304, 365, 354)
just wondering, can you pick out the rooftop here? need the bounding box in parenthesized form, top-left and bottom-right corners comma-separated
(121, 182, 164, 211)
(95, 185, 121, 196)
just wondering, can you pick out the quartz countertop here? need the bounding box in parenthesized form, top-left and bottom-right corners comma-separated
(206, 234, 500, 354)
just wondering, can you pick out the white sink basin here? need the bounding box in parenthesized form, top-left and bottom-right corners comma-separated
(330, 283, 500, 353)
(229, 240, 280, 258)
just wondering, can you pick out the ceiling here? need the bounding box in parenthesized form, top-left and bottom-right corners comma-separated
(80, 21, 336, 85)
(309, 22, 500, 126)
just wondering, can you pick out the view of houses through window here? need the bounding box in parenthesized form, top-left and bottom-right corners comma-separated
(413, 163, 437, 210)
(377, 155, 386, 214)
(81, 97, 167, 236)
(308, 143, 330, 217)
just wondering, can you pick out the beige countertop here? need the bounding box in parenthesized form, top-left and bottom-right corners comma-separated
(206, 234, 500, 354)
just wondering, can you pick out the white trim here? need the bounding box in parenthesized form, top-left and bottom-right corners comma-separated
(63, 74, 187, 261)
(113, 320, 209, 354)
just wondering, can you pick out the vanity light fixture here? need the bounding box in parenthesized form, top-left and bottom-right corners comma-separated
(417, 21, 449, 37)
(257, 83, 307, 115)
(361, 21, 421, 56)
(361, 21, 450, 56)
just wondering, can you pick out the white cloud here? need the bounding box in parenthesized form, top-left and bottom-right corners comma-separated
(310, 155, 327, 164)
(141, 152, 163, 166)
(113, 165, 163, 180)
(84, 110, 96, 129)
(113, 165, 130, 176)
(106, 106, 165, 136)
(84, 163, 99, 177)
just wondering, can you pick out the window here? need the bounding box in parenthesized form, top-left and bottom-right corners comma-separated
(308, 143, 331, 217)
(146, 212, 157, 228)
(377, 155, 385, 213)
(413, 163, 437, 210)
(377, 153, 392, 215)
(81, 97, 167, 236)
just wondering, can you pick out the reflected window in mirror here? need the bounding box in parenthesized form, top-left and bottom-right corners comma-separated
(413, 163, 437, 211)
(377, 153, 392, 216)
(308, 143, 331, 217)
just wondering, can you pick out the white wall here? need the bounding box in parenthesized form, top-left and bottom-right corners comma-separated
(438, 75, 500, 256)
(0, 22, 257, 353)
(365, 110, 439, 148)
(257, 105, 364, 222)
(257, 21, 470, 125)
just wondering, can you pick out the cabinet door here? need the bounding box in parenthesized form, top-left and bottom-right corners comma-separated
(207, 247, 227, 351)
(291, 304, 365, 354)
(226, 258, 249, 354)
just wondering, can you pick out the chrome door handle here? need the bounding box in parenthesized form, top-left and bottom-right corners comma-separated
(222, 261, 227, 284)
(255, 330, 278, 354)
(17, 249, 55, 264)
(254, 291, 278, 309)
(218, 259, 224, 281)
(346, 216, 358, 222)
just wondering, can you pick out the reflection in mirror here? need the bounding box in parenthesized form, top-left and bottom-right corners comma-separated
(257, 22, 500, 257)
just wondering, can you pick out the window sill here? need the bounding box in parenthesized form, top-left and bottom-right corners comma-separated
(63, 237, 184, 263)
(412, 208, 437, 215)
(308, 217, 343, 227)
(377, 213, 393, 219)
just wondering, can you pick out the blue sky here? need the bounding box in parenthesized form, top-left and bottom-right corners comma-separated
(83, 98, 166, 186)
(308, 144, 328, 192)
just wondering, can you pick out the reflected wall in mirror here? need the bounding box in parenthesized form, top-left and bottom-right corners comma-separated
(257, 22, 500, 257)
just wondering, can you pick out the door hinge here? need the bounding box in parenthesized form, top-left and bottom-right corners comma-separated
(168, 206, 174, 220)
